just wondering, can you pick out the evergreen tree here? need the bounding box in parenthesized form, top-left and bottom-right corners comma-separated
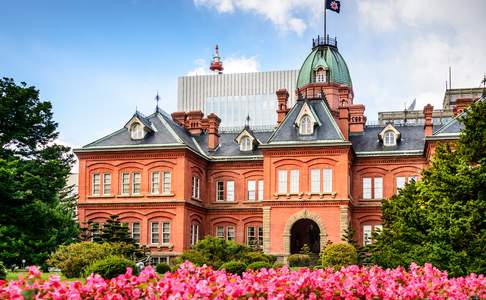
(0, 78, 78, 269)
(369, 100, 486, 276)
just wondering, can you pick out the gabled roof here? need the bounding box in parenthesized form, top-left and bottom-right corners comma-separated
(234, 126, 260, 145)
(378, 123, 401, 141)
(266, 98, 345, 146)
(124, 111, 153, 130)
(294, 101, 321, 127)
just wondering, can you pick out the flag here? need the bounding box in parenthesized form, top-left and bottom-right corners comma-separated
(326, 0, 341, 13)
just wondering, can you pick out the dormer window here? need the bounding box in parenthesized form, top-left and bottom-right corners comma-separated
(240, 136, 252, 151)
(299, 115, 313, 135)
(383, 131, 396, 146)
(316, 68, 326, 83)
(131, 123, 144, 140)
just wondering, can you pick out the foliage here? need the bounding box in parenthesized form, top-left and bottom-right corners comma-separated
(155, 263, 171, 275)
(0, 262, 6, 280)
(84, 256, 136, 279)
(273, 262, 285, 268)
(246, 261, 272, 271)
(1, 263, 485, 298)
(299, 244, 311, 255)
(0, 78, 78, 269)
(321, 243, 358, 270)
(287, 254, 311, 267)
(219, 260, 247, 276)
(47, 242, 138, 278)
(368, 100, 486, 276)
(242, 251, 275, 264)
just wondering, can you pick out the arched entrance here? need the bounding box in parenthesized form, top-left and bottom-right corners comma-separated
(290, 219, 321, 254)
(283, 209, 327, 257)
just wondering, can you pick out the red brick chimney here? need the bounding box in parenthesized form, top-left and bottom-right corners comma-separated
(186, 110, 204, 136)
(453, 98, 473, 116)
(338, 100, 349, 140)
(276, 89, 289, 125)
(207, 113, 221, 151)
(423, 104, 434, 136)
(349, 104, 366, 133)
(171, 112, 186, 127)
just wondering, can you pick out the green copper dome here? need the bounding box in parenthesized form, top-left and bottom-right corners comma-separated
(296, 45, 352, 89)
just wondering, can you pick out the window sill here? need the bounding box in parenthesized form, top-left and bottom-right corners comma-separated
(213, 201, 236, 204)
(147, 193, 175, 197)
(88, 195, 115, 199)
(243, 200, 263, 203)
(191, 197, 202, 201)
(117, 194, 144, 198)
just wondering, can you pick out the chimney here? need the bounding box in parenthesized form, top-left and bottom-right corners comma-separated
(423, 104, 434, 136)
(207, 113, 221, 151)
(453, 98, 473, 116)
(349, 104, 366, 133)
(171, 112, 186, 127)
(276, 89, 289, 125)
(186, 110, 204, 136)
(338, 100, 350, 140)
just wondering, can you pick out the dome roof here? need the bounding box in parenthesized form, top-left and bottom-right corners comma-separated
(296, 45, 352, 89)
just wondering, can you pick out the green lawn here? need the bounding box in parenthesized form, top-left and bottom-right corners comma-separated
(6, 271, 84, 282)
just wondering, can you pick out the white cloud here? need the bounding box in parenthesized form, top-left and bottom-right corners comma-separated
(193, 0, 321, 35)
(187, 56, 260, 75)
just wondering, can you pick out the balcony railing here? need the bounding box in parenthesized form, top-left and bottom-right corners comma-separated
(312, 35, 338, 48)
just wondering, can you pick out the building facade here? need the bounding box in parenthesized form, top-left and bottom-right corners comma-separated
(75, 36, 469, 263)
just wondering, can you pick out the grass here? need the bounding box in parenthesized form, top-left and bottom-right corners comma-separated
(6, 271, 84, 282)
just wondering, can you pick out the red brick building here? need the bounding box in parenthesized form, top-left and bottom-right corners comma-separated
(74, 37, 467, 263)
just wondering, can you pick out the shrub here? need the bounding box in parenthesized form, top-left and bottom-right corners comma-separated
(219, 260, 247, 276)
(48, 242, 135, 278)
(0, 262, 6, 280)
(287, 254, 311, 267)
(273, 262, 285, 268)
(321, 243, 357, 270)
(242, 252, 273, 264)
(246, 261, 272, 271)
(155, 263, 171, 275)
(84, 255, 136, 279)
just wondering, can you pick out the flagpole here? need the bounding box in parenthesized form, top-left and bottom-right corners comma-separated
(324, 1, 327, 41)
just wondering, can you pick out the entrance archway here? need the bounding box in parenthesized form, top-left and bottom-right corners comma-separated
(290, 219, 320, 254)
(283, 209, 327, 256)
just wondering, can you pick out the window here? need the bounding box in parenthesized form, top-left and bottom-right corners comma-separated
(396, 176, 406, 190)
(258, 227, 263, 246)
(192, 176, 200, 199)
(121, 173, 130, 195)
(310, 169, 320, 193)
(151, 171, 160, 194)
(227, 226, 235, 241)
(191, 223, 199, 246)
(278, 170, 287, 193)
(240, 136, 252, 151)
(92, 173, 100, 195)
(91, 222, 100, 241)
(409, 175, 418, 182)
(131, 222, 140, 243)
(162, 222, 170, 244)
(316, 68, 326, 83)
(290, 170, 299, 193)
(323, 168, 332, 193)
(132, 172, 141, 194)
(363, 178, 372, 199)
(216, 181, 224, 201)
(226, 181, 235, 201)
(102, 173, 111, 195)
(299, 115, 313, 135)
(162, 172, 171, 194)
(247, 180, 256, 201)
(363, 225, 372, 246)
(150, 222, 159, 244)
(131, 123, 144, 140)
(384, 131, 396, 146)
(247, 226, 255, 245)
(216, 226, 225, 239)
(374, 177, 383, 199)
(257, 180, 264, 201)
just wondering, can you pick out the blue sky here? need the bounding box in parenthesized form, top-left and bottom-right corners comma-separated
(1, 0, 485, 151)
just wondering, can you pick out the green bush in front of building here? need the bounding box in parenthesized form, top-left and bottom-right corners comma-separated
(287, 254, 311, 267)
(321, 243, 357, 270)
(219, 260, 247, 276)
(84, 255, 137, 279)
(155, 263, 171, 275)
(0, 262, 7, 280)
(246, 261, 273, 271)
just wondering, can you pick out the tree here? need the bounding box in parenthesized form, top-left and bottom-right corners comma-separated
(0, 77, 79, 269)
(369, 100, 486, 276)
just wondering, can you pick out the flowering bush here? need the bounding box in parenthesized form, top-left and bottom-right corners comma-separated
(1, 262, 485, 299)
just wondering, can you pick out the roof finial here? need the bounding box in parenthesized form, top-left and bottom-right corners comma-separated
(210, 44, 224, 74)
(155, 91, 160, 112)
(245, 114, 251, 128)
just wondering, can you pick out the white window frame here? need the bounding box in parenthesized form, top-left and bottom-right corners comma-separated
(384, 131, 396, 146)
(131, 123, 144, 140)
(102, 173, 111, 195)
(374, 177, 383, 199)
(150, 222, 159, 244)
(290, 169, 299, 193)
(216, 225, 225, 239)
(227, 226, 235, 241)
(132, 172, 141, 195)
(258, 226, 263, 246)
(121, 172, 130, 195)
(162, 171, 171, 194)
(192, 176, 200, 199)
(396, 176, 406, 191)
(162, 222, 171, 244)
(151, 171, 160, 194)
(278, 170, 287, 194)
(363, 225, 372, 246)
(316, 68, 326, 83)
(310, 169, 320, 193)
(363, 177, 372, 199)
(240, 136, 252, 151)
(257, 180, 264, 201)
(191, 223, 199, 246)
(226, 181, 235, 202)
(247, 180, 256, 201)
(131, 222, 140, 243)
(299, 115, 313, 135)
(216, 181, 225, 201)
(323, 168, 332, 193)
(247, 226, 255, 245)
(92, 173, 100, 196)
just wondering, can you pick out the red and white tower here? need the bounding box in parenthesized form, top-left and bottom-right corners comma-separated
(209, 44, 224, 74)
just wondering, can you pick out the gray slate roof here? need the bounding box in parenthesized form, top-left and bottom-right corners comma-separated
(196, 130, 273, 157)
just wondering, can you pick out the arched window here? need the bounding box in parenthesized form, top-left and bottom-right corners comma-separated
(315, 68, 326, 83)
(131, 123, 144, 140)
(383, 131, 396, 146)
(240, 136, 252, 151)
(299, 115, 313, 135)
